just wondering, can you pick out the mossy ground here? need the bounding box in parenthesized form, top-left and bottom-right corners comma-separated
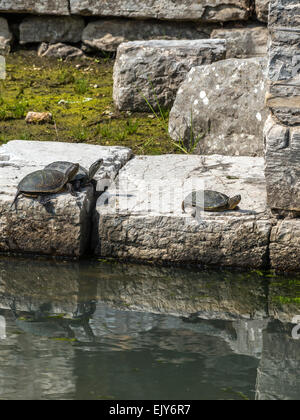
(0, 50, 181, 155)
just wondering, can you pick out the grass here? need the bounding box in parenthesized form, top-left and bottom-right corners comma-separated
(0, 50, 187, 155)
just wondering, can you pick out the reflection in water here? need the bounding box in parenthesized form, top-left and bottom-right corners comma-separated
(0, 257, 299, 400)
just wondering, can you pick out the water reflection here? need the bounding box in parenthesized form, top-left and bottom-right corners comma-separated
(0, 257, 299, 400)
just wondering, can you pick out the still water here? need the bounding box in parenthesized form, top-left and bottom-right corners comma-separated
(0, 257, 299, 400)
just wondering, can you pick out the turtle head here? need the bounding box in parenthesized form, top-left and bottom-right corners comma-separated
(228, 194, 241, 210)
(66, 163, 80, 181)
(88, 159, 103, 181)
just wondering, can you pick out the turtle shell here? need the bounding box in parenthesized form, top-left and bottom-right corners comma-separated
(45, 161, 88, 183)
(18, 169, 68, 194)
(183, 190, 230, 211)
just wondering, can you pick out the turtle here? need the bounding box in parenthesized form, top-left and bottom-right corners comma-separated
(44, 158, 103, 191)
(10, 163, 79, 209)
(182, 190, 241, 213)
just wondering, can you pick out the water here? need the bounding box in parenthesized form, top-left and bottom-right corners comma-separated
(0, 257, 299, 400)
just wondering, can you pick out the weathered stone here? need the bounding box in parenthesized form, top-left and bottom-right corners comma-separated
(266, 0, 300, 125)
(255, 0, 269, 22)
(0, 0, 69, 15)
(38, 43, 85, 60)
(82, 19, 210, 52)
(94, 154, 271, 268)
(113, 39, 226, 112)
(0, 17, 12, 54)
(169, 57, 267, 157)
(25, 111, 53, 124)
(269, 220, 300, 272)
(264, 115, 300, 212)
(20, 16, 85, 45)
(0, 141, 132, 257)
(70, 0, 252, 22)
(256, 321, 300, 400)
(211, 26, 268, 58)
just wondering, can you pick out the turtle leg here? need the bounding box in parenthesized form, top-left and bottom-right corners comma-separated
(66, 182, 78, 197)
(10, 191, 21, 211)
(37, 195, 51, 206)
(74, 180, 82, 192)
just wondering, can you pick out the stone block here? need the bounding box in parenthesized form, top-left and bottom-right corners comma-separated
(113, 39, 226, 112)
(0, 141, 132, 257)
(0, 0, 69, 15)
(20, 16, 85, 45)
(94, 154, 271, 268)
(82, 19, 210, 52)
(169, 57, 267, 157)
(211, 26, 268, 58)
(264, 115, 300, 212)
(70, 0, 252, 22)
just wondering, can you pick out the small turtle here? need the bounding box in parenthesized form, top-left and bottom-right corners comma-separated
(45, 159, 103, 191)
(11, 163, 79, 209)
(182, 190, 241, 213)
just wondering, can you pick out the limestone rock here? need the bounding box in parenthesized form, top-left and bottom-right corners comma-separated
(38, 43, 85, 60)
(70, 0, 252, 22)
(94, 154, 271, 268)
(0, 17, 12, 54)
(264, 115, 300, 212)
(20, 16, 85, 45)
(255, 0, 269, 22)
(211, 26, 268, 58)
(0, 141, 132, 257)
(0, 0, 69, 15)
(113, 39, 226, 112)
(169, 57, 268, 157)
(266, 0, 300, 125)
(82, 19, 210, 52)
(25, 111, 53, 124)
(269, 220, 300, 272)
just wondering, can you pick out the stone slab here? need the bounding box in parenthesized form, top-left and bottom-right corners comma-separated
(113, 39, 226, 112)
(0, 0, 69, 15)
(82, 19, 210, 52)
(0, 141, 132, 257)
(19, 16, 85, 45)
(95, 154, 272, 268)
(264, 115, 300, 213)
(169, 57, 267, 157)
(70, 0, 252, 22)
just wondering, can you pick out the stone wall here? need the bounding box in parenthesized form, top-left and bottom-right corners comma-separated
(264, 0, 300, 215)
(0, 1, 269, 54)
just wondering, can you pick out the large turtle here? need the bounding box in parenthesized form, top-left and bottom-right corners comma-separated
(11, 163, 79, 209)
(45, 159, 103, 191)
(182, 190, 241, 213)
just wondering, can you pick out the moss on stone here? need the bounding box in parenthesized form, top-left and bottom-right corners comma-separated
(0, 50, 181, 155)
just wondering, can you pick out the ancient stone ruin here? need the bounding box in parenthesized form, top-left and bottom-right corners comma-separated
(0, 0, 299, 271)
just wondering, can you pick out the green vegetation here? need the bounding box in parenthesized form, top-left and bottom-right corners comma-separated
(0, 50, 187, 155)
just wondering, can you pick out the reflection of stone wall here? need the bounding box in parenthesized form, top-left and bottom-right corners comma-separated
(256, 321, 300, 400)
